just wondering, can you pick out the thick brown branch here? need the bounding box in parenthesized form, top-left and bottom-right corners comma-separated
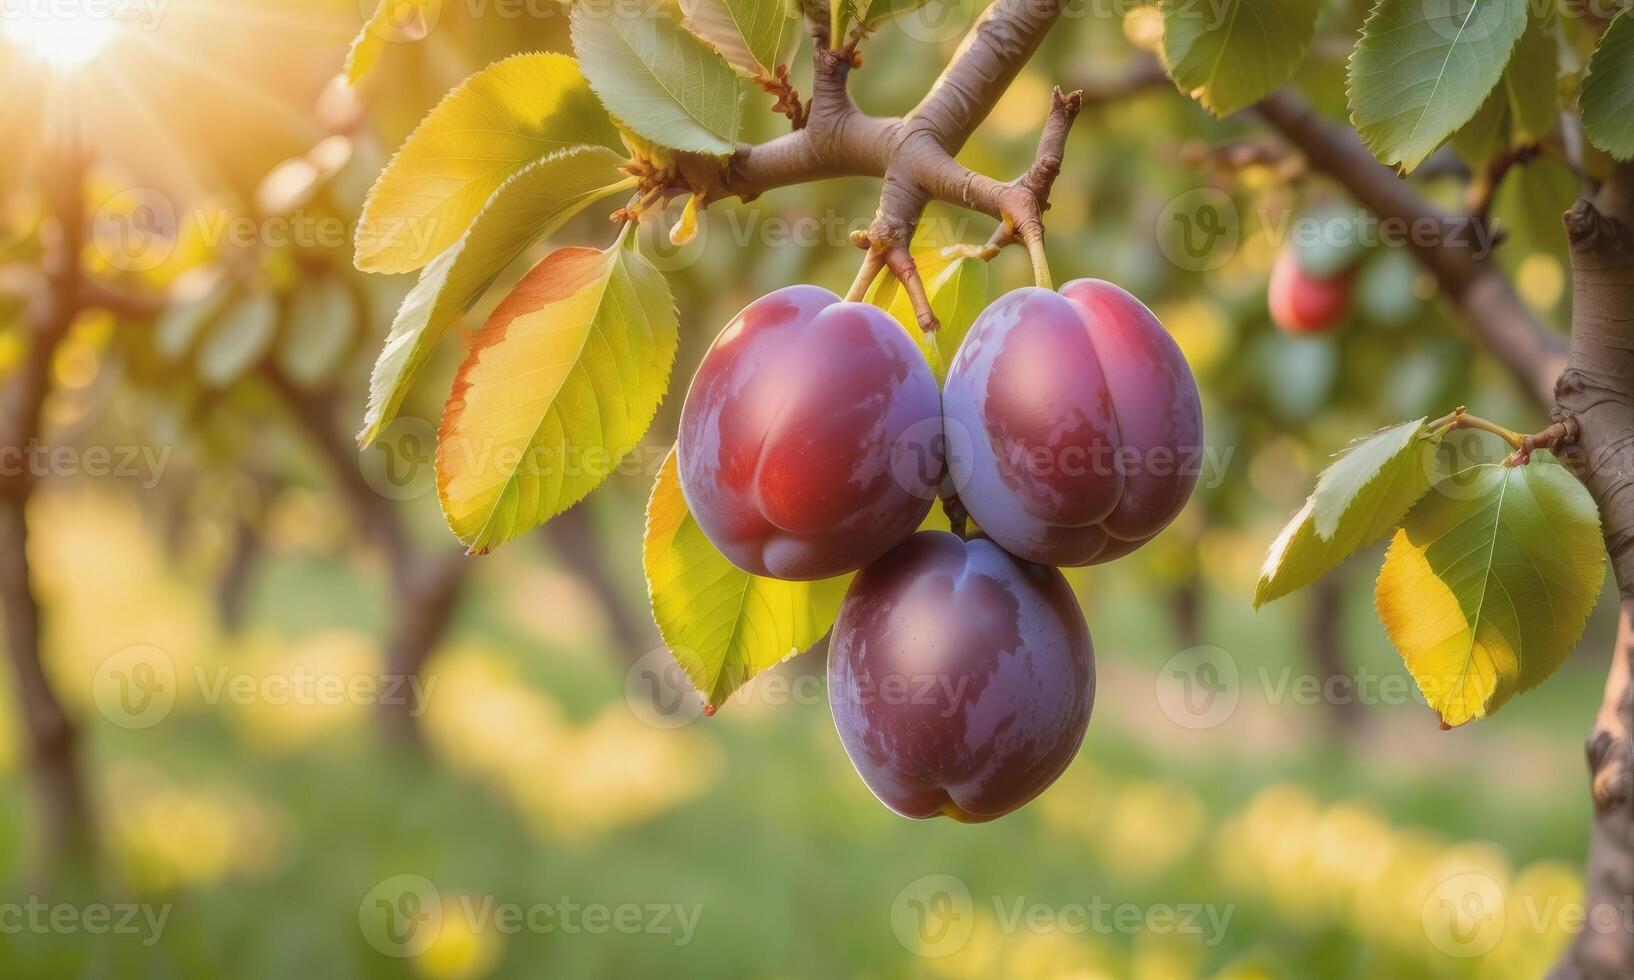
(689, 0, 1075, 264)
(1549, 162, 1634, 980)
(1256, 89, 1565, 412)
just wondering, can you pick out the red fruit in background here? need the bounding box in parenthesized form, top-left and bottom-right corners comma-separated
(677, 285, 943, 581)
(1268, 247, 1352, 334)
(827, 532, 1094, 822)
(941, 280, 1204, 567)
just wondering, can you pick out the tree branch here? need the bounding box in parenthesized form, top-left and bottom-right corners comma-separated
(1255, 89, 1566, 412)
(677, 0, 1079, 311)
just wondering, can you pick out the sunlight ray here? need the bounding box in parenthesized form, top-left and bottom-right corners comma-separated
(122, 30, 326, 145)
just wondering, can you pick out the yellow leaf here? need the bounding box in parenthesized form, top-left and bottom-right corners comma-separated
(643, 449, 850, 706)
(437, 239, 677, 554)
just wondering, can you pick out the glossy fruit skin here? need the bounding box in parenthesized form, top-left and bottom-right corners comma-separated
(828, 532, 1094, 822)
(941, 280, 1203, 567)
(677, 285, 942, 581)
(1268, 247, 1352, 334)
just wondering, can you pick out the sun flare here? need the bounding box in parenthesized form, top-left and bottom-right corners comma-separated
(5, 9, 121, 70)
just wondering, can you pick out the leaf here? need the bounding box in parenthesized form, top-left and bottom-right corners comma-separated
(354, 53, 624, 274)
(1376, 456, 1605, 726)
(154, 277, 230, 362)
(197, 293, 278, 389)
(1256, 419, 1443, 607)
(869, 251, 988, 383)
(1503, 12, 1559, 143)
(644, 448, 850, 706)
(1159, 0, 1320, 117)
(437, 238, 678, 554)
(345, 0, 435, 85)
(1493, 157, 1577, 262)
(1347, 0, 1530, 172)
(571, 0, 743, 155)
(679, 0, 789, 78)
(1582, 9, 1634, 161)
(278, 275, 358, 388)
(853, 0, 932, 30)
(1450, 83, 1509, 168)
(360, 146, 633, 446)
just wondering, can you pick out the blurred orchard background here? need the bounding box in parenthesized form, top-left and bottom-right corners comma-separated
(0, 0, 1607, 976)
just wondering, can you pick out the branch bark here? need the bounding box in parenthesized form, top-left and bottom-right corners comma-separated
(262, 370, 468, 746)
(1549, 162, 1634, 980)
(1255, 90, 1566, 412)
(1246, 91, 1634, 973)
(0, 142, 94, 863)
(678, 0, 1080, 309)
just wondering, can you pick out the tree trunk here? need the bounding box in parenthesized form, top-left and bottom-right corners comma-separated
(543, 504, 654, 667)
(0, 499, 92, 861)
(1549, 164, 1634, 979)
(378, 551, 468, 746)
(1171, 574, 1202, 649)
(1303, 569, 1362, 738)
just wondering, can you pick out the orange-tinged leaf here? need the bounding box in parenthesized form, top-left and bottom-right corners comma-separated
(436, 239, 677, 554)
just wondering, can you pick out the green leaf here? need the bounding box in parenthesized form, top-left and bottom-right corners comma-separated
(1503, 13, 1559, 143)
(1377, 455, 1605, 726)
(644, 448, 850, 706)
(1582, 9, 1634, 161)
(354, 53, 624, 274)
(571, 0, 743, 155)
(154, 275, 231, 362)
(1450, 83, 1509, 168)
(1256, 419, 1443, 607)
(436, 238, 678, 555)
(869, 251, 988, 383)
(1159, 0, 1320, 117)
(1493, 157, 1577, 262)
(1347, 0, 1529, 172)
(853, 0, 932, 30)
(360, 146, 633, 446)
(345, 0, 434, 86)
(679, 0, 790, 78)
(278, 274, 358, 389)
(197, 293, 278, 389)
